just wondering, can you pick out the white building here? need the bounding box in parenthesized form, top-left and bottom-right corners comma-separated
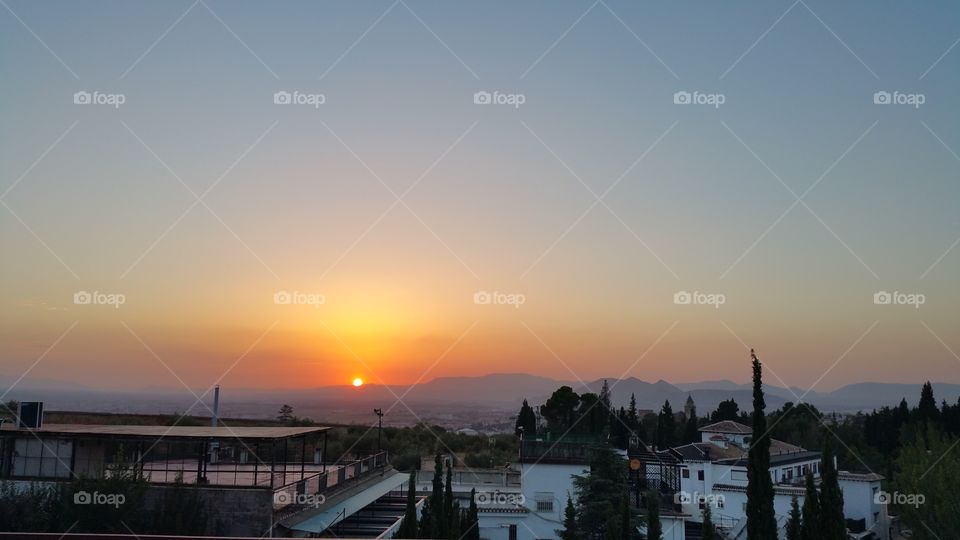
(633, 421, 888, 540)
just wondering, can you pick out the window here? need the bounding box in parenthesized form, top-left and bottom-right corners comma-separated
(536, 500, 554, 512)
(534, 492, 554, 513)
(509, 525, 517, 540)
(698, 470, 704, 481)
(716, 498, 725, 509)
(682, 469, 690, 478)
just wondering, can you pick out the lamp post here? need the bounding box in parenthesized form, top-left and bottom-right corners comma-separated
(373, 408, 384, 453)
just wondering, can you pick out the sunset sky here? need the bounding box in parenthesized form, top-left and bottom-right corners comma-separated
(2, 1, 959, 393)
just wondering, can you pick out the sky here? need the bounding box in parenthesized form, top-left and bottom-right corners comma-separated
(1, 0, 959, 393)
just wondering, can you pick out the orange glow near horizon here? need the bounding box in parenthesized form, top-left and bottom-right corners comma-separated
(352, 377, 364, 387)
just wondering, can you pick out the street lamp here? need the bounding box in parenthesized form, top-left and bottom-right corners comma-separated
(373, 408, 384, 452)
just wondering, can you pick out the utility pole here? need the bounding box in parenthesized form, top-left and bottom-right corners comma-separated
(373, 408, 384, 452)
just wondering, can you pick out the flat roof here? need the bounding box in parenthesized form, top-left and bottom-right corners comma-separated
(0, 423, 329, 440)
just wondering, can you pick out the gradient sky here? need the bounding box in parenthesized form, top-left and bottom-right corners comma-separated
(2, 1, 959, 393)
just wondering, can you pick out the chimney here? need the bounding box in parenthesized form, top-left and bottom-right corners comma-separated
(212, 385, 220, 427)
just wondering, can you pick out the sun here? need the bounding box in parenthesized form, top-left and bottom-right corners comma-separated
(352, 377, 364, 387)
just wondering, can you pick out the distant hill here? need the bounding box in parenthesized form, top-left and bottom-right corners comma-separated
(4, 373, 959, 421)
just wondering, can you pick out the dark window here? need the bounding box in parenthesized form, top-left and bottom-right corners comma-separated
(698, 470, 704, 481)
(509, 525, 517, 540)
(536, 500, 553, 512)
(682, 469, 690, 478)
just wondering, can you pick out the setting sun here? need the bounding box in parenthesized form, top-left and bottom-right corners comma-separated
(352, 378, 364, 387)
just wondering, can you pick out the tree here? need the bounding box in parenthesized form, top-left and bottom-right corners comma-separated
(515, 399, 537, 437)
(462, 489, 480, 540)
(277, 404, 294, 423)
(818, 439, 845, 540)
(746, 350, 776, 540)
(558, 495, 579, 540)
(573, 445, 629, 539)
(894, 424, 960, 538)
(645, 491, 661, 540)
(785, 496, 801, 540)
(442, 464, 454, 539)
(701, 502, 716, 540)
(800, 472, 821, 540)
(711, 399, 740, 423)
(917, 381, 939, 424)
(419, 454, 444, 538)
(542, 386, 581, 433)
(655, 401, 675, 448)
(64, 448, 150, 533)
(396, 470, 418, 538)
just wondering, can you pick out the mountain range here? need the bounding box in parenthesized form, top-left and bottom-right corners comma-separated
(3, 373, 958, 418)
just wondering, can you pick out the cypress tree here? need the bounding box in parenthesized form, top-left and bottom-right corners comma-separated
(785, 496, 801, 540)
(701, 502, 716, 540)
(397, 470, 418, 538)
(645, 492, 662, 540)
(558, 495, 579, 540)
(746, 349, 776, 540)
(800, 472, 821, 540)
(819, 440, 846, 540)
(419, 454, 444, 538)
(515, 399, 537, 437)
(440, 461, 452, 539)
(463, 488, 480, 540)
